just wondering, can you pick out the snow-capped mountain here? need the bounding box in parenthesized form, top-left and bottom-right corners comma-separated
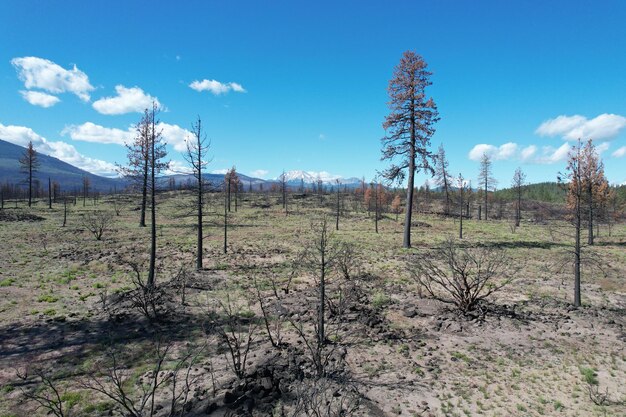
(276, 170, 361, 185)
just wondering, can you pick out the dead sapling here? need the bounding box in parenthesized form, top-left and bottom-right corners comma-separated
(253, 273, 290, 349)
(105, 261, 168, 322)
(408, 237, 518, 315)
(209, 295, 258, 379)
(289, 375, 361, 417)
(15, 367, 71, 417)
(80, 339, 206, 417)
(81, 210, 114, 241)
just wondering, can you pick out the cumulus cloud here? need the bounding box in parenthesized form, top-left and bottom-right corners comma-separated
(211, 169, 229, 175)
(165, 160, 193, 175)
(62, 121, 192, 152)
(61, 122, 133, 145)
(536, 143, 572, 164)
(157, 122, 193, 152)
(11, 56, 94, 101)
(468, 139, 614, 164)
(189, 79, 247, 95)
(0, 123, 117, 176)
(93, 85, 162, 115)
(250, 169, 269, 178)
(612, 146, 626, 158)
(19, 90, 60, 108)
(520, 145, 537, 161)
(468, 142, 518, 161)
(536, 114, 626, 141)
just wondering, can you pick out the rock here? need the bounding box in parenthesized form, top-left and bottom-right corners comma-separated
(205, 402, 218, 414)
(403, 307, 418, 318)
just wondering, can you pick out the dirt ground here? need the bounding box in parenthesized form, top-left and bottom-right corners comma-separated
(0, 192, 624, 416)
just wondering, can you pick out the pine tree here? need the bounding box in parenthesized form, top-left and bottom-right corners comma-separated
(580, 139, 608, 245)
(477, 153, 497, 220)
(434, 144, 452, 215)
(146, 103, 169, 288)
(118, 110, 151, 227)
(381, 51, 439, 248)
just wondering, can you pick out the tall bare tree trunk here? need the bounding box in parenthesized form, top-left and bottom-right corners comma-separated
(223, 185, 228, 254)
(140, 157, 148, 227)
(587, 181, 593, 245)
(147, 111, 157, 288)
(62, 198, 67, 227)
(574, 195, 581, 307)
(403, 104, 416, 248)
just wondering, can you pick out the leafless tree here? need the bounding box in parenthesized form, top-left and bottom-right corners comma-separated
(280, 169, 288, 214)
(288, 376, 361, 417)
(82, 175, 90, 207)
(81, 210, 114, 240)
(16, 367, 69, 417)
(118, 110, 151, 227)
(183, 116, 211, 270)
(456, 173, 467, 239)
(253, 274, 289, 348)
(335, 179, 341, 230)
(147, 102, 169, 288)
(80, 339, 206, 417)
(62, 197, 68, 227)
(434, 144, 452, 215)
(408, 238, 516, 314)
(512, 167, 526, 227)
(336, 242, 359, 281)
(580, 139, 608, 245)
(478, 153, 497, 220)
(47, 177, 52, 209)
(19, 140, 40, 208)
(210, 295, 257, 379)
(380, 51, 439, 248)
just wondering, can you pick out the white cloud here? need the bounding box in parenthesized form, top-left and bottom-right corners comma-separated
(19, 90, 60, 108)
(536, 114, 626, 141)
(468, 144, 496, 161)
(93, 85, 162, 115)
(468, 141, 589, 165)
(537, 143, 571, 164)
(0, 123, 117, 176)
(211, 169, 229, 175)
(61, 121, 191, 151)
(250, 169, 269, 178)
(189, 79, 247, 95)
(11, 56, 94, 101)
(61, 122, 133, 145)
(165, 160, 193, 175)
(468, 142, 518, 161)
(157, 122, 193, 152)
(596, 141, 610, 154)
(520, 145, 537, 161)
(612, 146, 626, 158)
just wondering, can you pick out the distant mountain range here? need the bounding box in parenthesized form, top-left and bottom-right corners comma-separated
(0, 140, 362, 193)
(276, 170, 362, 186)
(0, 139, 123, 191)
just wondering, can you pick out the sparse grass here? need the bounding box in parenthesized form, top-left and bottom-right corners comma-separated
(0, 192, 625, 416)
(37, 294, 59, 303)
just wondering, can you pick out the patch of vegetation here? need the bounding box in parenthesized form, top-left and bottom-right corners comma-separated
(37, 294, 59, 303)
(0, 278, 15, 287)
(371, 291, 391, 309)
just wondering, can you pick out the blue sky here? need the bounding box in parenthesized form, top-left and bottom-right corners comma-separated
(1, 0, 626, 186)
